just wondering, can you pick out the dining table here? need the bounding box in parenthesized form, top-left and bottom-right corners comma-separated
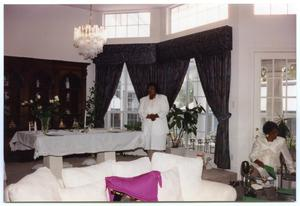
(10, 129, 145, 179)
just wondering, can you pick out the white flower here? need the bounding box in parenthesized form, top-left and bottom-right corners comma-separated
(49, 99, 54, 103)
(36, 94, 41, 99)
(38, 106, 42, 110)
(54, 95, 59, 101)
(29, 99, 33, 103)
(21, 102, 25, 106)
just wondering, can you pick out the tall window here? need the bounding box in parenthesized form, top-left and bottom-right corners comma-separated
(254, 3, 296, 15)
(259, 56, 297, 138)
(170, 4, 228, 34)
(174, 59, 218, 140)
(104, 12, 151, 38)
(106, 64, 140, 129)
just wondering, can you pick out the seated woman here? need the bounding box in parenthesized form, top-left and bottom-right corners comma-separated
(249, 121, 295, 178)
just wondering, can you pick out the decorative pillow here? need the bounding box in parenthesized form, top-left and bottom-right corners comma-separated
(158, 167, 183, 201)
(151, 152, 203, 200)
(111, 157, 152, 177)
(105, 170, 162, 202)
(60, 181, 107, 202)
(62, 159, 114, 188)
(6, 167, 62, 201)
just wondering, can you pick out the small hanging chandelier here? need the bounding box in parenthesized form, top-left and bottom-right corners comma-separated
(73, 5, 107, 60)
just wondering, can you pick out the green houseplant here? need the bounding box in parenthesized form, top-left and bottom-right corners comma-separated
(167, 100, 205, 148)
(275, 115, 296, 157)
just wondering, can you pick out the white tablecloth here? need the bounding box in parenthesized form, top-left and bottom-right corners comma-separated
(10, 129, 145, 159)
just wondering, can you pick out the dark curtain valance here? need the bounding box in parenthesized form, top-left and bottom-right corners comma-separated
(93, 44, 156, 65)
(157, 26, 232, 62)
(93, 26, 232, 64)
(126, 60, 189, 106)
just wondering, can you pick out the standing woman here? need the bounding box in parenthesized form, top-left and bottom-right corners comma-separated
(138, 83, 170, 159)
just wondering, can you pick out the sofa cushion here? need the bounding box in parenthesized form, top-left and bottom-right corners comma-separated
(151, 152, 203, 200)
(62, 160, 114, 188)
(158, 167, 183, 201)
(6, 167, 61, 201)
(111, 157, 152, 177)
(60, 181, 108, 201)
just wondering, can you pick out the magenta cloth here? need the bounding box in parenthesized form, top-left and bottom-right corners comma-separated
(105, 170, 162, 202)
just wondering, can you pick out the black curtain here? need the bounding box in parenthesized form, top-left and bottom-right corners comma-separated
(126, 59, 189, 106)
(94, 63, 124, 127)
(195, 51, 231, 169)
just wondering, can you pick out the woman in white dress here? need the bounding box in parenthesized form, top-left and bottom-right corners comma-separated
(138, 83, 169, 158)
(249, 121, 295, 177)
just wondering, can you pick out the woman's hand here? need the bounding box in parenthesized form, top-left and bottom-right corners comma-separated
(254, 159, 264, 168)
(146, 114, 159, 121)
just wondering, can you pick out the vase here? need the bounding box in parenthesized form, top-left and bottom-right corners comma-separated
(40, 117, 50, 134)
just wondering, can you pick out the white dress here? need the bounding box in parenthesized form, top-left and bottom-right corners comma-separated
(138, 94, 169, 150)
(249, 136, 295, 173)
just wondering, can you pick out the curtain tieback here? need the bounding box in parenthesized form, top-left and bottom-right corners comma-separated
(217, 113, 231, 122)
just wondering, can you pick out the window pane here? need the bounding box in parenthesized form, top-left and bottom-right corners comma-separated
(138, 25, 150, 37)
(254, 3, 294, 15)
(287, 4, 297, 14)
(254, 4, 270, 15)
(139, 12, 150, 25)
(261, 98, 266, 112)
(287, 85, 297, 97)
(261, 86, 267, 97)
(128, 92, 139, 111)
(271, 4, 287, 15)
(121, 14, 127, 25)
(104, 12, 150, 39)
(170, 4, 228, 34)
(127, 113, 140, 125)
(128, 13, 139, 25)
(105, 14, 116, 26)
(115, 26, 127, 37)
(197, 114, 206, 132)
(105, 26, 116, 38)
(111, 113, 121, 129)
(287, 98, 296, 111)
(127, 25, 139, 37)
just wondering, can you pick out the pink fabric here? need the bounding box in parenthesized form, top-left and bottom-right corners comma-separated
(105, 171, 162, 202)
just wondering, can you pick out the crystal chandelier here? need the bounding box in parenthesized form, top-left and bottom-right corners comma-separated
(73, 5, 107, 60)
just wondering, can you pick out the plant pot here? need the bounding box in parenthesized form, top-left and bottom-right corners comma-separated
(40, 117, 50, 134)
(167, 147, 186, 156)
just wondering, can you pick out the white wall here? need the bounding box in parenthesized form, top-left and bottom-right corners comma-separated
(4, 4, 296, 175)
(4, 5, 101, 98)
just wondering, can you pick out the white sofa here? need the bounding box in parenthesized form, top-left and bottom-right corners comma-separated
(5, 152, 237, 202)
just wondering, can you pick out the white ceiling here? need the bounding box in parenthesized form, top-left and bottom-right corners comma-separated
(66, 4, 171, 12)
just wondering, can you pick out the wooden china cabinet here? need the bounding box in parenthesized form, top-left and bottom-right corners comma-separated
(4, 56, 89, 162)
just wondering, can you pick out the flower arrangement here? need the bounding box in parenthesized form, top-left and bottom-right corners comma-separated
(21, 94, 60, 133)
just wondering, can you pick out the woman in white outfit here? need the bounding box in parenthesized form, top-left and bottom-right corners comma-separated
(138, 83, 169, 158)
(249, 121, 295, 177)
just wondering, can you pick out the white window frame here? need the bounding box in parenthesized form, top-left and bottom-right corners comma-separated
(253, 3, 296, 15)
(102, 10, 151, 39)
(175, 59, 218, 142)
(105, 65, 140, 129)
(167, 4, 228, 35)
(253, 52, 296, 137)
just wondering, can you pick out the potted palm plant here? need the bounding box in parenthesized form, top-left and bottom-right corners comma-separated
(167, 100, 205, 155)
